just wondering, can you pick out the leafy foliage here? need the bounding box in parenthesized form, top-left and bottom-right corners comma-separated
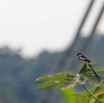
(60, 83, 104, 103)
(35, 63, 104, 89)
(35, 62, 104, 103)
(89, 83, 104, 103)
(74, 92, 89, 103)
(35, 72, 76, 89)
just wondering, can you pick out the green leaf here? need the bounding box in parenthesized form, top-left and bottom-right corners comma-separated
(98, 94, 104, 99)
(79, 63, 88, 75)
(89, 83, 104, 101)
(35, 72, 74, 82)
(74, 92, 89, 103)
(100, 83, 104, 91)
(35, 72, 76, 90)
(36, 81, 58, 89)
(73, 84, 104, 103)
(61, 88, 76, 103)
(62, 75, 79, 89)
(90, 62, 99, 66)
(63, 73, 87, 89)
(35, 75, 54, 82)
(93, 86, 101, 94)
(94, 83, 104, 101)
(86, 68, 104, 74)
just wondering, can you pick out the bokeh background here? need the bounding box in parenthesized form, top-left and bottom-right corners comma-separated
(0, 0, 104, 103)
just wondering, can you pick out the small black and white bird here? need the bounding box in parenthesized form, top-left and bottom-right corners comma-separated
(77, 53, 101, 82)
(77, 53, 91, 63)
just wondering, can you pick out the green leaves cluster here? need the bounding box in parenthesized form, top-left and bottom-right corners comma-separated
(35, 62, 104, 103)
(35, 72, 76, 89)
(35, 63, 104, 89)
(61, 83, 104, 103)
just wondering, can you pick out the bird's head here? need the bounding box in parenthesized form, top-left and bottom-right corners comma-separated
(77, 53, 82, 56)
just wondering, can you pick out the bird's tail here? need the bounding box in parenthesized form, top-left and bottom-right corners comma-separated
(89, 64, 101, 82)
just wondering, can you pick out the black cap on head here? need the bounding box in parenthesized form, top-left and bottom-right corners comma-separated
(77, 53, 82, 56)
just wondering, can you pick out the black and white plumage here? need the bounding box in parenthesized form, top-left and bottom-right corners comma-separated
(77, 53, 91, 63)
(77, 53, 101, 82)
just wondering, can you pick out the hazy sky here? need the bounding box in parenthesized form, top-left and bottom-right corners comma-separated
(0, 0, 103, 57)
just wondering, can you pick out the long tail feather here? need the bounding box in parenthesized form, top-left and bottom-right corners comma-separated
(89, 64, 101, 82)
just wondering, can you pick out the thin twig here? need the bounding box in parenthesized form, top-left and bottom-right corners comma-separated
(82, 84, 101, 103)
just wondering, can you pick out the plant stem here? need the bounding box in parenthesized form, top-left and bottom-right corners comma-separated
(82, 84, 101, 103)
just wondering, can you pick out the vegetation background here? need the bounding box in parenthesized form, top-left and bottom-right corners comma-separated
(0, 0, 104, 103)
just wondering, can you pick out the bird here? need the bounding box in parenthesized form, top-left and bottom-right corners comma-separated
(77, 53, 101, 82)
